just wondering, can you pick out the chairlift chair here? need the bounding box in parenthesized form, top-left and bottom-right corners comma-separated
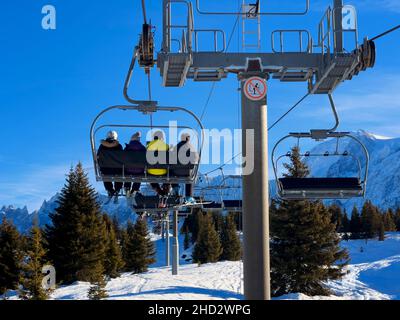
(194, 174, 224, 212)
(219, 175, 242, 212)
(271, 94, 369, 200)
(90, 104, 204, 186)
(271, 131, 369, 200)
(196, 173, 243, 212)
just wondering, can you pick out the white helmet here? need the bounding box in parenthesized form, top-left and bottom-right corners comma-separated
(107, 131, 118, 140)
(153, 130, 165, 140)
(181, 133, 191, 141)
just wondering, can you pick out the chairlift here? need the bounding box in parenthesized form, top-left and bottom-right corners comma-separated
(91, 22, 205, 210)
(271, 94, 369, 200)
(219, 175, 242, 212)
(195, 171, 243, 212)
(194, 173, 224, 212)
(90, 104, 204, 185)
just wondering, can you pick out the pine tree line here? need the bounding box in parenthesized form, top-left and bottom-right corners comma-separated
(328, 201, 400, 241)
(182, 209, 242, 264)
(0, 163, 155, 299)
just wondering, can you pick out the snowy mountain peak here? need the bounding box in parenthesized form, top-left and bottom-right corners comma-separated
(355, 129, 393, 141)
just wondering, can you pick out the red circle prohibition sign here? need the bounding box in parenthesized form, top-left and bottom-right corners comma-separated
(244, 77, 267, 101)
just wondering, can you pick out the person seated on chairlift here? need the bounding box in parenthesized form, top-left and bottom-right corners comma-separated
(97, 130, 123, 202)
(124, 131, 146, 201)
(147, 130, 171, 196)
(171, 132, 197, 200)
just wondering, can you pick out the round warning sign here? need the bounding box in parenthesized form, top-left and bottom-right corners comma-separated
(244, 77, 267, 101)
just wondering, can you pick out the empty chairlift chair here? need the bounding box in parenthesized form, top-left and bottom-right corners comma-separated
(219, 175, 242, 212)
(195, 174, 224, 212)
(271, 131, 369, 200)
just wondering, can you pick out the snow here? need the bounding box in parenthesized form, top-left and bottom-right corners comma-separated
(359, 130, 393, 141)
(46, 262, 242, 301)
(279, 233, 400, 300)
(3, 233, 400, 300)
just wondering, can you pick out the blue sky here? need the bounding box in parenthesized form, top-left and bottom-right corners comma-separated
(0, 0, 399, 211)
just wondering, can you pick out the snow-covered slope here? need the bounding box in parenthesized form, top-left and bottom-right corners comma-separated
(3, 232, 400, 300)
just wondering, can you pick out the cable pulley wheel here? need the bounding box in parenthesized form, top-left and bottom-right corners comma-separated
(360, 38, 376, 70)
(139, 23, 155, 70)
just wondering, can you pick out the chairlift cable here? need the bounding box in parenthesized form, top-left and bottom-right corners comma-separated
(370, 24, 400, 41)
(202, 152, 241, 176)
(202, 91, 310, 176)
(268, 93, 310, 131)
(147, 71, 153, 128)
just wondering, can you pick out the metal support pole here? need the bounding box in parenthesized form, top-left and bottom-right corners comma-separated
(161, 218, 165, 241)
(240, 71, 271, 300)
(165, 215, 170, 266)
(172, 210, 179, 275)
(333, 0, 344, 53)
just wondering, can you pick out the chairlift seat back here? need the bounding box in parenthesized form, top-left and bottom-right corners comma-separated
(278, 177, 363, 199)
(202, 202, 223, 209)
(135, 195, 181, 208)
(97, 149, 198, 180)
(223, 200, 243, 209)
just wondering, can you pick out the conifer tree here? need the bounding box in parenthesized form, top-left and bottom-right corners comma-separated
(212, 211, 224, 235)
(0, 218, 23, 295)
(395, 208, 400, 231)
(349, 206, 362, 239)
(360, 201, 381, 239)
(192, 213, 223, 264)
(328, 204, 343, 232)
(341, 210, 350, 233)
(232, 212, 243, 231)
(190, 209, 205, 243)
(383, 209, 397, 232)
(111, 215, 123, 241)
(183, 226, 191, 250)
(20, 225, 49, 300)
(270, 146, 349, 297)
(183, 232, 191, 251)
(220, 214, 242, 261)
(87, 267, 108, 300)
(123, 219, 156, 274)
(120, 226, 130, 268)
(45, 163, 107, 284)
(103, 215, 124, 278)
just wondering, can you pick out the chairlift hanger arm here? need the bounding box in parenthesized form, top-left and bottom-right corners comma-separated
(123, 46, 158, 106)
(309, 94, 339, 139)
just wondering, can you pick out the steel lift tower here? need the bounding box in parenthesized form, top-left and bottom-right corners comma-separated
(157, 0, 376, 300)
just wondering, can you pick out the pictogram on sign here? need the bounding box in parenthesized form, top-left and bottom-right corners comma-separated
(243, 77, 267, 101)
